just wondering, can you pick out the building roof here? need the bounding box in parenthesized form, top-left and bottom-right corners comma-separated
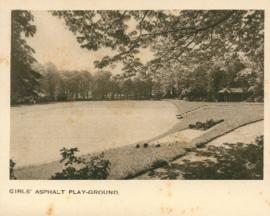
(218, 88, 243, 94)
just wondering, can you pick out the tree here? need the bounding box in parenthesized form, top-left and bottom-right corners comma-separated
(191, 70, 208, 100)
(51, 10, 264, 101)
(121, 78, 134, 99)
(110, 75, 122, 100)
(223, 57, 246, 88)
(10, 159, 16, 180)
(208, 66, 225, 100)
(79, 70, 94, 99)
(152, 80, 163, 99)
(92, 71, 112, 99)
(11, 10, 41, 104)
(52, 10, 263, 71)
(41, 62, 60, 101)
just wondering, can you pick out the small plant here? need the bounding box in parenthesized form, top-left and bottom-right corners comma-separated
(51, 147, 111, 180)
(155, 144, 161, 148)
(10, 159, 16, 180)
(143, 143, 149, 148)
(136, 144, 140, 148)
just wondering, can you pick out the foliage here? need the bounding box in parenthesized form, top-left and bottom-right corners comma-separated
(146, 135, 263, 180)
(51, 147, 111, 180)
(35, 60, 253, 102)
(50, 10, 263, 101)
(10, 159, 16, 180)
(189, 119, 224, 130)
(151, 159, 168, 169)
(180, 135, 263, 179)
(52, 10, 263, 68)
(34, 63, 157, 101)
(11, 10, 41, 104)
(143, 143, 149, 148)
(12, 10, 264, 104)
(92, 70, 112, 99)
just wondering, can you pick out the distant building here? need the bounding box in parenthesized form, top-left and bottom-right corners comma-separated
(218, 88, 245, 102)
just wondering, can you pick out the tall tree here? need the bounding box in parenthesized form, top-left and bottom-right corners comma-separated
(11, 10, 41, 104)
(92, 71, 112, 99)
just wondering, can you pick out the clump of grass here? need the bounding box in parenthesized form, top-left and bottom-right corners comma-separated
(189, 119, 224, 130)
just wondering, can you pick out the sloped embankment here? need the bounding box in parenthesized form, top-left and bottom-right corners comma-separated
(136, 120, 264, 179)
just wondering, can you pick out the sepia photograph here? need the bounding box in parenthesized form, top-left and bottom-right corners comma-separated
(10, 10, 264, 180)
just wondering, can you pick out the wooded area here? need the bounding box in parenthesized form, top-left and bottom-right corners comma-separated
(11, 10, 264, 104)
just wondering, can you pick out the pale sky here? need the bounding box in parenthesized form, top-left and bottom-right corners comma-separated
(26, 11, 154, 74)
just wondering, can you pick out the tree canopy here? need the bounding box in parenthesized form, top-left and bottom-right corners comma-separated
(11, 10, 264, 104)
(11, 10, 41, 104)
(51, 10, 263, 72)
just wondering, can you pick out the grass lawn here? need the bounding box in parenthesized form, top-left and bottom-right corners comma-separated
(14, 100, 264, 180)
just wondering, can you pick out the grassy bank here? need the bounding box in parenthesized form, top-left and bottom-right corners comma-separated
(137, 121, 264, 179)
(14, 101, 263, 180)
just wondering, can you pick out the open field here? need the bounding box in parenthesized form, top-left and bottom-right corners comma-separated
(14, 100, 264, 180)
(11, 101, 178, 167)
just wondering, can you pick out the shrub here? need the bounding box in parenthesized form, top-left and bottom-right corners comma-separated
(10, 159, 16, 180)
(189, 119, 224, 130)
(155, 144, 161, 148)
(151, 160, 168, 169)
(143, 143, 149, 148)
(136, 144, 140, 148)
(51, 147, 111, 180)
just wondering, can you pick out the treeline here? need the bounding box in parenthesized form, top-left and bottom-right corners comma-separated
(11, 10, 264, 105)
(24, 62, 155, 103)
(13, 57, 264, 104)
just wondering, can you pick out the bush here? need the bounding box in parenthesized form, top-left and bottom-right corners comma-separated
(10, 159, 16, 180)
(151, 160, 168, 169)
(189, 119, 224, 130)
(51, 147, 111, 180)
(143, 143, 149, 148)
